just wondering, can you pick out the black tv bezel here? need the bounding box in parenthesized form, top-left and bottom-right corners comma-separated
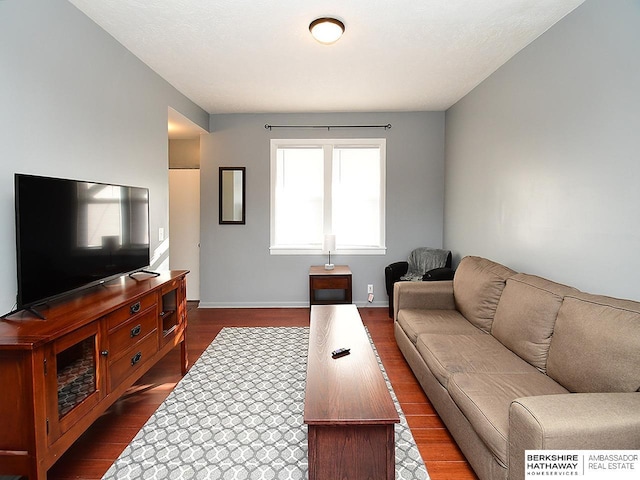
(14, 173, 151, 313)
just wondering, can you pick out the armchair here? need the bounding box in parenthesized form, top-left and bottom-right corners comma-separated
(385, 248, 454, 317)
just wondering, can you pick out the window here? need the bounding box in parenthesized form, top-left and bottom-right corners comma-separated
(270, 138, 386, 255)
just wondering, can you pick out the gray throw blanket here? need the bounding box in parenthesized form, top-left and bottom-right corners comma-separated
(400, 247, 450, 281)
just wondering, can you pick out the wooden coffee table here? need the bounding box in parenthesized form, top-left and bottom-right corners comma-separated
(304, 304, 400, 480)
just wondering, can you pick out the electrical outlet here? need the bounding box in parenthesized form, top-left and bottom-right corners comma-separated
(367, 284, 374, 294)
(158, 227, 165, 241)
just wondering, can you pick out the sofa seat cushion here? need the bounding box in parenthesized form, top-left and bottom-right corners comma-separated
(397, 309, 482, 344)
(416, 334, 539, 388)
(448, 373, 569, 466)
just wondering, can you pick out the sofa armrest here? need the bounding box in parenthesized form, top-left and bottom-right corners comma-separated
(393, 280, 455, 320)
(423, 266, 455, 281)
(508, 393, 640, 480)
(385, 261, 409, 295)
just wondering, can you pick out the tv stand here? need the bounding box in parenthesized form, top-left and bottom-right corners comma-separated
(0, 270, 188, 480)
(24, 305, 47, 320)
(1, 304, 48, 320)
(129, 269, 161, 279)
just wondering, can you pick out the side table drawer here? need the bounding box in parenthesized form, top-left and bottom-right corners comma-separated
(312, 276, 350, 289)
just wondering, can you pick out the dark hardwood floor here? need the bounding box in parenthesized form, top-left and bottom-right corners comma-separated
(47, 307, 477, 480)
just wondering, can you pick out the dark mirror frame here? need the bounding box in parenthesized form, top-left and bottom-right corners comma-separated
(219, 167, 246, 225)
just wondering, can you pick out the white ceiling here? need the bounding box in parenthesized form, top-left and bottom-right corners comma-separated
(69, 0, 584, 115)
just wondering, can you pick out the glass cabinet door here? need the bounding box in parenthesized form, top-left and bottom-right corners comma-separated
(160, 287, 178, 339)
(159, 277, 187, 347)
(46, 322, 103, 443)
(57, 334, 96, 417)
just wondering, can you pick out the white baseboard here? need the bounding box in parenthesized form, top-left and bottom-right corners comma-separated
(198, 301, 389, 309)
(198, 301, 308, 308)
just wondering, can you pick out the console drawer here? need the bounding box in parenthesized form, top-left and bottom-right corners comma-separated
(105, 292, 157, 330)
(108, 332, 158, 390)
(108, 307, 157, 355)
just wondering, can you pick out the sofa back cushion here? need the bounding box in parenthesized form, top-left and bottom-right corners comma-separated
(453, 256, 515, 333)
(547, 293, 640, 392)
(491, 274, 578, 373)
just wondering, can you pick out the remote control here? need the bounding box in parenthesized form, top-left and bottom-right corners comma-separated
(331, 347, 350, 358)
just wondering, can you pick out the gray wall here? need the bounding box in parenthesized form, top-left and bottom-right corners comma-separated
(200, 112, 445, 307)
(0, 0, 208, 312)
(444, 0, 640, 300)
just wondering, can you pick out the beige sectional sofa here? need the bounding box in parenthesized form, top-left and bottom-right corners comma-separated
(393, 256, 640, 480)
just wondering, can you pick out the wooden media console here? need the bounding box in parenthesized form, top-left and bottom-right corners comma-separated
(0, 270, 188, 480)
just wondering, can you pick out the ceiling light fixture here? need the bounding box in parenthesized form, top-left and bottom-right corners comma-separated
(309, 17, 345, 45)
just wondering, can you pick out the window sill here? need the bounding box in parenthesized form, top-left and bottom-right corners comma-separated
(269, 246, 386, 256)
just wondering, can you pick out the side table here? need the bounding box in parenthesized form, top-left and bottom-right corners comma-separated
(309, 265, 352, 305)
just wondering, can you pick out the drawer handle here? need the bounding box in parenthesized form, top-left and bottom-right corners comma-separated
(130, 324, 142, 337)
(131, 351, 142, 366)
(130, 302, 141, 315)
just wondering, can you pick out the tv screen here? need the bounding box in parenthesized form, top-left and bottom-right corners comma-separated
(15, 174, 150, 311)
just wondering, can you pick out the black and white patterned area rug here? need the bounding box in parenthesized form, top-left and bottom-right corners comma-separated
(102, 327, 429, 480)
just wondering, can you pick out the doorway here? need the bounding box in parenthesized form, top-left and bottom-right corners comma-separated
(168, 108, 206, 301)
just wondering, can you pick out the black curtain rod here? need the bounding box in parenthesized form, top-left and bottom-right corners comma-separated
(264, 123, 392, 131)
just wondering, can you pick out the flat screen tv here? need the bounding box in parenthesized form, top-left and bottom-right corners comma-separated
(14, 173, 150, 312)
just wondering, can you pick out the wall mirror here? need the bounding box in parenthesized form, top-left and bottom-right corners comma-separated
(219, 167, 246, 224)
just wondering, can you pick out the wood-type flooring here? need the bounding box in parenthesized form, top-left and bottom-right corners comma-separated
(47, 306, 478, 480)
